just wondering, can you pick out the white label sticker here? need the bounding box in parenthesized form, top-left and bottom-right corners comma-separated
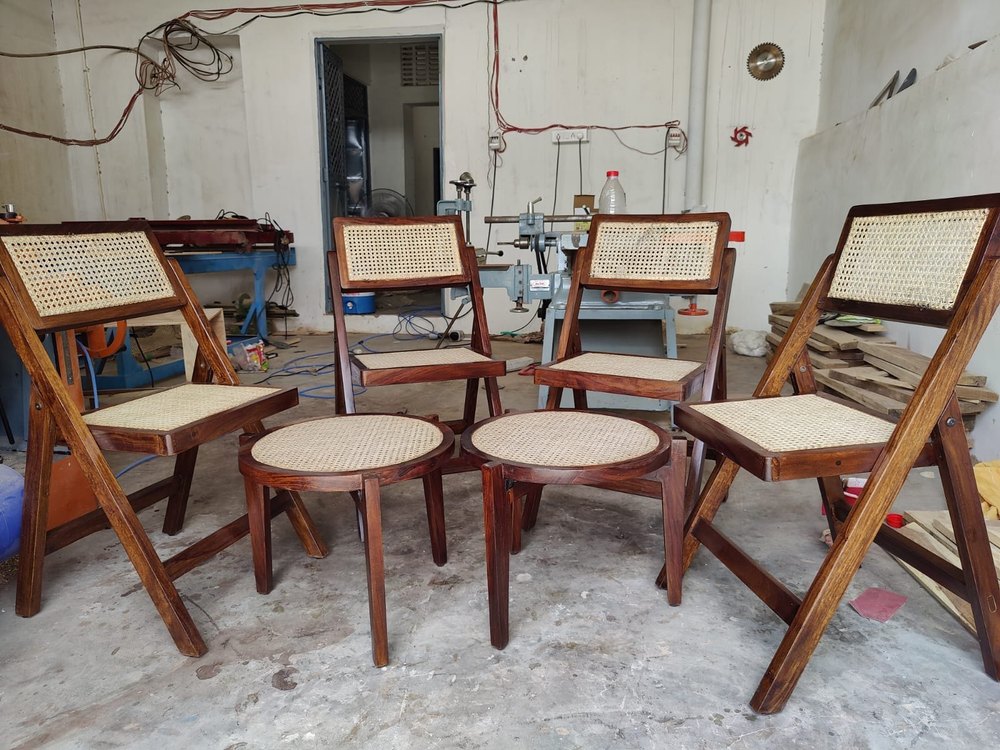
(529, 278, 551, 291)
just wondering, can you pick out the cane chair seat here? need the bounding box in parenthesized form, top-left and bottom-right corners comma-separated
(468, 410, 662, 468)
(546, 352, 703, 382)
(687, 394, 894, 452)
(251, 414, 448, 474)
(355, 347, 497, 370)
(676, 394, 922, 482)
(81, 383, 297, 456)
(84, 384, 282, 431)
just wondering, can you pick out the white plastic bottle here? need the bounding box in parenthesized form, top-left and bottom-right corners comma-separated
(598, 170, 627, 214)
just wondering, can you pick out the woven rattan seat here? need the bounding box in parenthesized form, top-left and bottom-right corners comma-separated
(251, 415, 446, 473)
(688, 394, 894, 453)
(355, 347, 493, 371)
(240, 414, 455, 667)
(548, 352, 702, 382)
(469, 410, 661, 467)
(83, 384, 281, 432)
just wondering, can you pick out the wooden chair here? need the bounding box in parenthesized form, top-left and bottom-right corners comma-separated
(528, 213, 735, 535)
(673, 195, 1000, 713)
(0, 221, 327, 657)
(329, 216, 505, 438)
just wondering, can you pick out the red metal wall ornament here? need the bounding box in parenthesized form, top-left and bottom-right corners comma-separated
(731, 126, 752, 147)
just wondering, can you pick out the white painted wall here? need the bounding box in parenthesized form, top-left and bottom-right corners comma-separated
(791, 2, 1000, 457)
(11, 0, 824, 337)
(0, 0, 73, 221)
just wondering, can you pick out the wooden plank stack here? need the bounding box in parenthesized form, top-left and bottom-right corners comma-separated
(766, 300, 998, 429)
(893, 510, 1000, 634)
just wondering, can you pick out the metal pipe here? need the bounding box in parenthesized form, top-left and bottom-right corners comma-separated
(685, 0, 711, 212)
(484, 214, 592, 224)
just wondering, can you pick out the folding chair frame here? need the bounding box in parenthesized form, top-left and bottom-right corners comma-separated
(0, 222, 326, 656)
(674, 195, 1000, 712)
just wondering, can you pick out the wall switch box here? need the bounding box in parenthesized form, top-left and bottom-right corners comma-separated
(552, 129, 589, 144)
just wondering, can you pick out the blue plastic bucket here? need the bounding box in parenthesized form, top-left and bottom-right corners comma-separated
(343, 292, 376, 315)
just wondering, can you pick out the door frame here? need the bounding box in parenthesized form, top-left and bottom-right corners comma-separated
(315, 31, 444, 314)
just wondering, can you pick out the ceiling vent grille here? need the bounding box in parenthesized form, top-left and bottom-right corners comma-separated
(400, 43, 439, 87)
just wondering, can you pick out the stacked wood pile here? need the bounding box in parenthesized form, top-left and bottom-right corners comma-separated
(767, 301, 998, 429)
(895, 510, 1000, 634)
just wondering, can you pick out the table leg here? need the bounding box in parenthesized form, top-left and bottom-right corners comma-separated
(483, 462, 511, 649)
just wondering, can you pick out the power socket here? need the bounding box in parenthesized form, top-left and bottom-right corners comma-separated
(488, 135, 502, 151)
(552, 129, 589, 144)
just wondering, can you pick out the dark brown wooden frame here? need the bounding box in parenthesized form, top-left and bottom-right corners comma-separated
(239, 414, 455, 667)
(328, 216, 503, 440)
(672, 194, 1000, 713)
(530, 212, 735, 534)
(461, 411, 687, 649)
(0, 222, 327, 657)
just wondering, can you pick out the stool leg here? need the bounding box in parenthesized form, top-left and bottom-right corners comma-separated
(243, 477, 273, 594)
(361, 476, 389, 667)
(510, 487, 523, 555)
(660, 438, 688, 606)
(482, 463, 511, 649)
(422, 471, 448, 566)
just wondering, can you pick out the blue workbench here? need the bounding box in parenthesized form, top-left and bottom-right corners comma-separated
(173, 248, 296, 338)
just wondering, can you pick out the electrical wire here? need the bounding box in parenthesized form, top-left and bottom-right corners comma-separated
(1, 0, 525, 147)
(129, 330, 156, 389)
(115, 455, 159, 479)
(77, 341, 100, 409)
(548, 138, 561, 232)
(483, 149, 499, 256)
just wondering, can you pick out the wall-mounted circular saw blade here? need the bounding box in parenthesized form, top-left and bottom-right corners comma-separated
(747, 42, 785, 81)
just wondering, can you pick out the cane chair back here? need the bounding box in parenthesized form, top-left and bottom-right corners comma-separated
(0, 222, 325, 657)
(329, 216, 504, 437)
(672, 194, 1000, 714)
(528, 213, 735, 534)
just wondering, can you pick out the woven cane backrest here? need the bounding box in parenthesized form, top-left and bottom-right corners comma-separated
(0, 225, 182, 330)
(830, 210, 989, 311)
(823, 198, 1000, 325)
(584, 213, 729, 290)
(335, 218, 467, 288)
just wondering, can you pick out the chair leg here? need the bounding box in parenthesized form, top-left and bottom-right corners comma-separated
(93, 471, 207, 656)
(656, 457, 741, 588)
(685, 437, 705, 515)
(360, 476, 389, 667)
(572, 389, 588, 409)
(162, 447, 198, 535)
(422, 471, 448, 566)
(15, 398, 56, 617)
(544, 386, 564, 410)
(750, 479, 908, 713)
(521, 485, 543, 531)
(936, 405, 1000, 679)
(817, 476, 848, 540)
(484, 377, 503, 417)
(282, 490, 329, 559)
(463, 378, 480, 427)
(243, 477, 273, 594)
(660, 437, 688, 606)
(482, 463, 511, 649)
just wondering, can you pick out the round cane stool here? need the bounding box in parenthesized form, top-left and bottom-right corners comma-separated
(461, 410, 687, 650)
(239, 413, 454, 666)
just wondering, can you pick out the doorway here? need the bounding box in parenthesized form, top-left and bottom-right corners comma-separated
(317, 37, 442, 314)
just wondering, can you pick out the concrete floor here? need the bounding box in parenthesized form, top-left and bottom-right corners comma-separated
(1, 334, 999, 749)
